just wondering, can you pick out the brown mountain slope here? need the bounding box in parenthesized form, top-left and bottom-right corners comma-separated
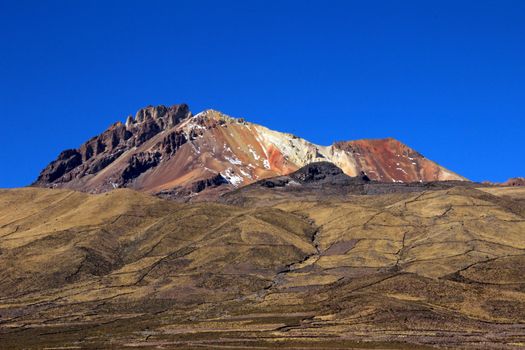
(1, 184, 524, 349)
(34, 104, 465, 199)
(502, 177, 525, 186)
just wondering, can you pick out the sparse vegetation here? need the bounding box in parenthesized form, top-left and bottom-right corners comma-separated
(0, 185, 524, 349)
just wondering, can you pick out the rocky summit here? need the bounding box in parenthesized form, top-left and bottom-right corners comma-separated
(34, 104, 465, 200)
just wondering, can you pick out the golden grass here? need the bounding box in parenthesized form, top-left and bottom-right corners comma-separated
(0, 186, 524, 349)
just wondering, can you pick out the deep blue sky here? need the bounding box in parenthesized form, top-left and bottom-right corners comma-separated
(1, 1, 524, 187)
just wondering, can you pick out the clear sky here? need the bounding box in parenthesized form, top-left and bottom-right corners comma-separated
(1, 0, 524, 187)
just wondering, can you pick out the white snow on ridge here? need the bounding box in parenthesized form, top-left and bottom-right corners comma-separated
(192, 111, 205, 119)
(225, 155, 242, 165)
(239, 168, 252, 179)
(222, 168, 243, 187)
(396, 167, 408, 175)
(248, 146, 260, 160)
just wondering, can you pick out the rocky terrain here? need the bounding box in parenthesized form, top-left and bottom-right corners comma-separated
(222, 162, 483, 207)
(34, 104, 464, 200)
(1, 162, 525, 349)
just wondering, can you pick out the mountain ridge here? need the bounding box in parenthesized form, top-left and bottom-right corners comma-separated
(34, 103, 466, 199)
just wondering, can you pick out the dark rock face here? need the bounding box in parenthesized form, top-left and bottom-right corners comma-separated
(289, 162, 372, 186)
(190, 174, 229, 193)
(79, 122, 133, 162)
(120, 152, 161, 186)
(157, 130, 187, 156)
(260, 178, 290, 188)
(86, 150, 125, 174)
(155, 174, 231, 201)
(34, 104, 191, 189)
(291, 162, 347, 183)
(36, 149, 83, 183)
(359, 171, 371, 182)
(127, 104, 191, 147)
(259, 162, 369, 189)
(134, 104, 189, 129)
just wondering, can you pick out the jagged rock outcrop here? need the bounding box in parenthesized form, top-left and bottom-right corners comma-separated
(292, 161, 351, 183)
(37, 149, 83, 183)
(502, 177, 525, 186)
(35, 104, 192, 191)
(191, 174, 229, 193)
(259, 162, 366, 188)
(120, 152, 161, 186)
(34, 103, 466, 198)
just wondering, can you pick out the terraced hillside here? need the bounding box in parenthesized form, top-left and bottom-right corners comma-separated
(0, 183, 524, 349)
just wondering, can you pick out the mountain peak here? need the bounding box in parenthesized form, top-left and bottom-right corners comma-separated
(127, 104, 191, 129)
(192, 109, 243, 124)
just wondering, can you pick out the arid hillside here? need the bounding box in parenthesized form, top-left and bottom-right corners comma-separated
(1, 178, 524, 349)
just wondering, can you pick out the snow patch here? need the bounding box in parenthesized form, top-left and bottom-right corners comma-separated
(193, 111, 205, 119)
(239, 168, 252, 179)
(222, 168, 243, 187)
(225, 155, 242, 165)
(248, 146, 260, 160)
(189, 123, 206, 130)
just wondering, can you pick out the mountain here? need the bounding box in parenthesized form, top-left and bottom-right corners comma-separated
(8, 104, 524, 349)
(1, 176, 525, 349)
(34, 104, 465, 199)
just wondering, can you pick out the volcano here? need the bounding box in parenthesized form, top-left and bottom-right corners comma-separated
(34, 104, 465, 199)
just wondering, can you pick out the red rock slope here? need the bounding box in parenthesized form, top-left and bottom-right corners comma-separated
(34, 104, 466, 197)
